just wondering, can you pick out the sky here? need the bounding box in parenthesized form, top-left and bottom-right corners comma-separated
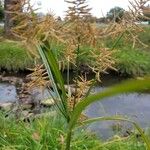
(32, 0, 134, 18)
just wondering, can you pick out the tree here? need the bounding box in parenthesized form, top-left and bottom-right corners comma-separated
(57, 16, 62, 22)
(4, 0, 21, 36)
(0, 1, 4, 21)
(107, 6, 125, 22)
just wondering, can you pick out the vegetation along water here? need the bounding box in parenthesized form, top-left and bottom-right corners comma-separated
(0, 0, 150, 150)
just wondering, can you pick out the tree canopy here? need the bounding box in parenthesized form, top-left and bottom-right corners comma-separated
(107, 6, 125, 22)
(0, 0, 4, 21)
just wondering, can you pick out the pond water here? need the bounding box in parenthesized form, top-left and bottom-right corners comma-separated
(0, 74, 150, 139)
(81, 74, 150, 139)
(84, 86, 150, 139)
(0, 83, 17, 103)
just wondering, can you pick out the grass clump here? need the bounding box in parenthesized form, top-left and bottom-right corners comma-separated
(114, 48, 150, 76)
(0, 40, 34, 71)
(0, 112, 102, 150)
(0, 112, 147, 150)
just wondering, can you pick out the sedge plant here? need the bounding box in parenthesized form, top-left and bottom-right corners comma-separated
(37, 40, 150, 150)
(8, 0, 150, 150)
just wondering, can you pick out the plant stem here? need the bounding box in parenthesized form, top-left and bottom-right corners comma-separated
(67, 57, 70, 87)
(65, 130, 72, 150)
(73, 37, 80, 110)
(111, 32, 124, 50)
(85, 79, 96, 98)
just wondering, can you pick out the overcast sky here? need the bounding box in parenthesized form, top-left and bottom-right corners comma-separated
(33, 0, 135, 18)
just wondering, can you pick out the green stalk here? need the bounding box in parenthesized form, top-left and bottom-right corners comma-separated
(67, 57, 70, 87)
(66, 77, 150, 149)
(66, 131, 72, 150)
(111, 32, 124, 50)
(85, 79, 96, 98)
(73, 38, 80, 110)
(37, 45, 61, 101)
(43, 48, 70, 120)
(37, 43, 70, 122)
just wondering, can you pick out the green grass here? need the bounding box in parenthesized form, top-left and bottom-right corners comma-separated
(0, 25, 149, 76)
(103, 25, 150, 76)
(0, 40, 35, 71)
(0, 39, 150, 76)
(114, 48, 150, 76)
(0, 112, 102, 150)
(138, 26, 150, 50)
(99, 138, 146, 150)
(0, 112, 147, 150)
(105, 26, 150, 50)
